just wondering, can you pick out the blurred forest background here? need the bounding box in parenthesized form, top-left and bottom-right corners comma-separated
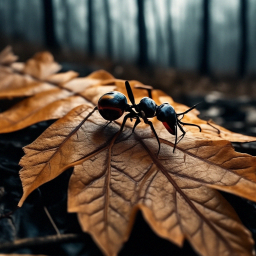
(1, 0, 256, 93)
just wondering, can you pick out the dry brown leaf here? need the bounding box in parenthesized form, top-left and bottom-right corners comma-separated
(61, 70, 114, 93)
(1, 47, 256, 256)
(0, 46, 18, 64)
(45, 70, 79, 84)
(0, 67, 55, 98)
(23, 51, 61, 80)
(0, 48, 115, 133)
(0, 89, 89, 133)
(17, 104, 256, 256)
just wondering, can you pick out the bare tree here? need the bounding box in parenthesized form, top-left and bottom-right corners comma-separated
(104, 0, 112, 59)
(88, 0, 94, 56)
(239, 0, 248, 77)
(200, 0, 209, 75)
(137, 0, 148, 66)
(42, 0, 59, 49)
(167, 0, 176, 67)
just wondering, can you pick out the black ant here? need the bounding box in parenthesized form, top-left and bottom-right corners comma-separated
(97, 81, 201, 153)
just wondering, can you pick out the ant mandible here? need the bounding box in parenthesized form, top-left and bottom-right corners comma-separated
(97, 81, 201, 154)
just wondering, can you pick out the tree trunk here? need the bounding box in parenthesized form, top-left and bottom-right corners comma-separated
(167, 0, 176, 67)
(42, 0, 59, 49)
(238, 0, 247, 77)
(137, 0, 147, 66)
(200, 0, 209, 75)
(104, 0, 112, 59)
(88, 0, 94, 56)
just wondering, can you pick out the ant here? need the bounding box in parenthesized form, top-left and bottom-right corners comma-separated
(97, 81, 201, 154)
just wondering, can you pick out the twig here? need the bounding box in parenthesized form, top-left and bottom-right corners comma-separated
(0, 233, 83, 250)
(37, 188, 61, 236)
(43, 206, 61, 236)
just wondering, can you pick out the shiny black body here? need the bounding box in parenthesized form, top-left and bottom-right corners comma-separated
(156, 103, 177, 134)
(98, 91, 127, 121)
(137, 97, 157, 117)
(97, 81, 201, 153)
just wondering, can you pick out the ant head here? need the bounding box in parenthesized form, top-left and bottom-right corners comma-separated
(156, 103, 176, 121)
(156, 103, 177, 135)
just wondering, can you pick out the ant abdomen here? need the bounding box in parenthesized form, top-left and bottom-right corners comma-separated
(98, 92, 127, 121)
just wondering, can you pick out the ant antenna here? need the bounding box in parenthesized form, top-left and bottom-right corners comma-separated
(176, 102, 201, 116)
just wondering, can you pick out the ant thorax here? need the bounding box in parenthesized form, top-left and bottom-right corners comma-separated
(137, 97, 157, 118)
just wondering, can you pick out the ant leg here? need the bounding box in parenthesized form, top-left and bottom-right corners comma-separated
(140, 110, 161, 154)
(134, 84, 153, 99)
(119, 113, 134, 134)
(207, 120, 220, 134)
(177, 122, 186, 144)
(147, 120, 161, 155)
(145, 88, 152, 99)
(176, 103, 201, 116)
(132, 116, 141, 133)
(103, 121, 112, 129)
(125, 81, 136, 106)
(178, 120, 201, 132)
(147, 89, 152, 99)
(141, 117, 160, 154)
(173, 121, 178, 153)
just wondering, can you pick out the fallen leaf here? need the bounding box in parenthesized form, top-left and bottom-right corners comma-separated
(0, 46, 18, 65)
(0, 66, 55, 98)
(23, 51, 61, 80)
(45, 70, 79, 84)
(18, 103, 256, 256)
(0, 89, 89, 133)
(60, 70, 114, 93)
(1, 47, 256, 256)
(0, 48, 115, 133)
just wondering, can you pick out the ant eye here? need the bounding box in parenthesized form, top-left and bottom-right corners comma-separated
(98, 92, 127, 121)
